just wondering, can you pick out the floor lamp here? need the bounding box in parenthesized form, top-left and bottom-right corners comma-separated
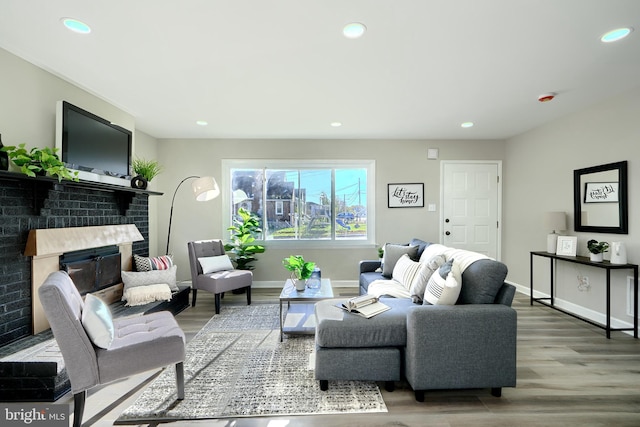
(166, 176, 220, 254)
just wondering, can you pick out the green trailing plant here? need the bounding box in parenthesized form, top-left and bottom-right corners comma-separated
(132, 157, 163, 181)
(587, 239, 609, 254)
(224, 207, 266, 270)
(282, 255, 316, 280)
(0, 143, 78, 182)
(377, 246, 384, 259)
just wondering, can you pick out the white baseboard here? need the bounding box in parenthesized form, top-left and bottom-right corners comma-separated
(507, 280, 635, 336)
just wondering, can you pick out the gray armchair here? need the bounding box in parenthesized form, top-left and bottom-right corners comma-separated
(38, 271, 185, 427)
(187, 239, 252, 314)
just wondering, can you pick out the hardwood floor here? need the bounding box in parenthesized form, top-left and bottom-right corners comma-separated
(60, 289, 640, 427)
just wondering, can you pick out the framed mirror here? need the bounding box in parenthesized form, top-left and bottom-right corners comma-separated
(573, 160, 628, 234)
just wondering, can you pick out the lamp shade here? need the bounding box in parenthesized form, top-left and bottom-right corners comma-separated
(192, 176, 220, 202)
(545, 211, 566, 233)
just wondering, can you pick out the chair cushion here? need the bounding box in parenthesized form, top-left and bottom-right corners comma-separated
(382, 244, 418, 278)
(81, 293, 115, 349)
(133, 254, 174, 271)
(198, 254, 234, 274)
(423, 258, 462, 305)
(121, 265, 178, 292)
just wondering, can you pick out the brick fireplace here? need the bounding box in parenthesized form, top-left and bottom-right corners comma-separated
(0, 172, 154, 348)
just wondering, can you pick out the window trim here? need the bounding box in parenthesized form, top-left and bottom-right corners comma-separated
(221, 159, 375, 248)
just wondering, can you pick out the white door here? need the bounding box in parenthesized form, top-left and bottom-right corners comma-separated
(441, 161, 502, 259)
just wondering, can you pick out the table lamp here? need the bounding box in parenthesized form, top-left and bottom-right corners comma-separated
(545, 211, 567, 254)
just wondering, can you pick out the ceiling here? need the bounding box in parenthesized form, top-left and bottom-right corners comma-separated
(1, 0, 639, 140)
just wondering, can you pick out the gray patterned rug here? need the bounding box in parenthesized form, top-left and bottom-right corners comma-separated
(115, 304, 387, 423)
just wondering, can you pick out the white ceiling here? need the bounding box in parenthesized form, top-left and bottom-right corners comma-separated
(1, 0, 639, 140)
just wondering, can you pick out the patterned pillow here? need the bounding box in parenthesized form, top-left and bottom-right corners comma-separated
(134, 254, 174, 272)
(121, 265, 178, 292)
(392, 254, 422, 290)
(410, 254, 446, 303)
(423, 258, 462, 305)
(82, 293, 114, 349)
(381, 244, 418, 278)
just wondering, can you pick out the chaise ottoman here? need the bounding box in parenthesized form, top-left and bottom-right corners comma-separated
(314, 298, 414, 391)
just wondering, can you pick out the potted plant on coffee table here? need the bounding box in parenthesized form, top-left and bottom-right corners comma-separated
(587, 239, 609, 262)
(283, 255, 315, 291)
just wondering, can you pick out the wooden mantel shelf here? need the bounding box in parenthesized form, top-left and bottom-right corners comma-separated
(0, 170, 162, 215)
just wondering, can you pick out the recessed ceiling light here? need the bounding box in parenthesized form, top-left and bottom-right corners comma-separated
(196, 120, 208, 126)
(61, 18, 91, 34)
(343, 22, 366, 39)
(461, 122, 474, 128)
(601, 27, 633, 43)
(331, 122, 342, 127)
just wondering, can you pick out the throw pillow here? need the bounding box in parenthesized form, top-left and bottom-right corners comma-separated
(81, 293, 114, 349)
(410, 254, 446, 303)
(382, 244, 418, 278)
(458, 259, 508, 304)
(423, 258, 462, 305)
(121, 265, 178, 292)
(122, 283, 173, 307)
(392, 254, 422, 290)
(198, 255, 234, 274)
(133, 254, 174, 272)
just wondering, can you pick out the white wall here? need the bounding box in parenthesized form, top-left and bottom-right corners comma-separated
(503, 85, 640, 326)
(133, 131, 160, 254)
(154, 138, 505, 284)
(0, 48, 134, 151)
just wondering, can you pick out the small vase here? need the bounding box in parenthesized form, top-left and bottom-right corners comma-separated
(131, 175, 148, 189)
(590, 252, 603, 262)
(291, 274, 306, 291)
(0, 134, 9, 171)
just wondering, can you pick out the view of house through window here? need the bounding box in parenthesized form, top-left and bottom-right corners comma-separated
(227, 161, 372, 243)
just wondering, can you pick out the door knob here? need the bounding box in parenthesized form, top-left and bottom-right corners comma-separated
(445, 231, 451, 236)
(445, 218, 450, 223)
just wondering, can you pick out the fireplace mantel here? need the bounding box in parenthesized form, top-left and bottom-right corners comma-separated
(26, 225, 144, 334)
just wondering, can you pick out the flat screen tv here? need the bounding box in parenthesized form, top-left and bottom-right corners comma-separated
(55, 101, 132, 182)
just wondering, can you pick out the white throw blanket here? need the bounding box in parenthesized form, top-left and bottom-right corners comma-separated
(367, 279, 411, 299)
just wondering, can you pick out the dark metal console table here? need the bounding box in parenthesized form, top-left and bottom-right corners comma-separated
(530, 251, 638, 338)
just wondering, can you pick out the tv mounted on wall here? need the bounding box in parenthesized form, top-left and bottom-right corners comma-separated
(55, 101, 132, 185)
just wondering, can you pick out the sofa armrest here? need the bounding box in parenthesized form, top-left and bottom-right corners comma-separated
(359, 260, 381, 274)
(404, 304, 517, 391)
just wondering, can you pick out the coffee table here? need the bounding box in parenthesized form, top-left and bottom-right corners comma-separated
(279, 278, 333, 341)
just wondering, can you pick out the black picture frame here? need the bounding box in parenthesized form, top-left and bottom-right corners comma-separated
(387, 183, 424, 208)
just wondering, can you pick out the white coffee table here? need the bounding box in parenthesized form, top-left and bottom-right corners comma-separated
(279, 278, 333, 342)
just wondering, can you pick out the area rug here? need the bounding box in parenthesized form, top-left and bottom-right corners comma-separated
(115, 304, 387, 423)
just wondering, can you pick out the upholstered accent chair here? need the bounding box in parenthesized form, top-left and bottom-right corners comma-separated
(187, 239, 253, 314)
(38, 271, 185, 427)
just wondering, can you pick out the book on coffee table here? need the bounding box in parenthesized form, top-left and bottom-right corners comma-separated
(338, 295, 390, 318)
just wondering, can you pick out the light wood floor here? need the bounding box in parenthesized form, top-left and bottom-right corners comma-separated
(59, 288, 640, 427)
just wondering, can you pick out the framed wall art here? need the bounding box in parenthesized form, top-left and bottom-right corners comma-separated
(388, 183, 424, 208)
(556, 236, 578, 257)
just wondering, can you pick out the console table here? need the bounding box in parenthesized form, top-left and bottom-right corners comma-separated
(530, 251, 638, 339)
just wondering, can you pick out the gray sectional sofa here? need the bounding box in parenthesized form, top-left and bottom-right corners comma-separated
(315, 238, 517, 401)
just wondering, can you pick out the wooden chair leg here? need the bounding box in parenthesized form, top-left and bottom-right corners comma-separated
(246, 286, 252, 306)
(73, 391, 86, 427)
(214, 293, 221, 314)
(191, 289, 198, 307)
(176, 362, 185, 400)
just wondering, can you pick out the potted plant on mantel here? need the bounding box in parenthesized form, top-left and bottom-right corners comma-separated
(587, 239, 609, 262)
(131, 157, 163, 189)
(1, 143, 78, 182)
(283, 255, 316, 291)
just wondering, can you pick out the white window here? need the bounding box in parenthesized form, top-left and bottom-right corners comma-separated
(222, 159, 375, 247)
